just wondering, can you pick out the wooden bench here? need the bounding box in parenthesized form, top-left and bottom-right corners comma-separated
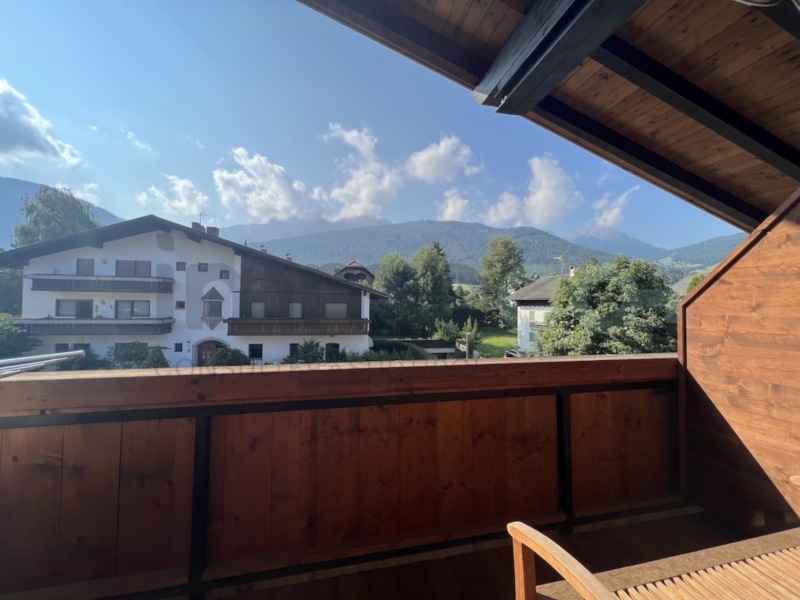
(508, 522, 800, 599)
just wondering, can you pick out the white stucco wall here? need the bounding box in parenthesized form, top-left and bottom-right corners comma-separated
(516, 304, 553, 353)
(20, 228, 372, 367)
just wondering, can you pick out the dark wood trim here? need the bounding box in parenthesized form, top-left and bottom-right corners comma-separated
(189, 416, 211, 599)
(758, 1, 800, 41)
(534, 96, 766, 230)
(592, 35, 800, 181)
(557, 393, 574, 533)
(474, 0, 645, 113)
(297, 0, 490, 87)
(494, 0, 534, 14)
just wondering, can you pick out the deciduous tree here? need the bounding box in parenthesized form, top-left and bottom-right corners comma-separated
(540, 256, 678, 355)
(14, 186, 100, 247)
(0, 314, 35, 359)
(411, 241, 455, 332)
(479, 235, 526, 327)
(373, 252, 420, 334)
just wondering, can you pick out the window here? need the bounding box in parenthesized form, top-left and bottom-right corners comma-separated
(202, 287, 224, 318)
(289, 343, 299, 358)
(248, 344, 263, 360)
(116, 260, 151, 277)
(56, 299, 93, 318)
(325, 343, 340, 360)
(116, 300, 150, 319)
(73, 343, 91, 351)
(324, 302, 348, 319)
(250, 301, 265, 318)
(55, 343, 69, 353)
(220, 269, 230, 279)
(175, 300, 186, 309)
(174, 343, 183, 352)
(76, 258, 94, 276)
(198, 262, 208, 272)
(289, 302, 302, 318)
(176, 262, 186, 271)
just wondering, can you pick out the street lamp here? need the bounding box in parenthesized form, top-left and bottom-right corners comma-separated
(465, 331, 472, 359)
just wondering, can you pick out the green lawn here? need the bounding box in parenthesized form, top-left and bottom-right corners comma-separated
(479, 326, 517, 358)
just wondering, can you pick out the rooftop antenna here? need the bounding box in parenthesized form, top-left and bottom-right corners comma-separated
(199, 212, 216, 225)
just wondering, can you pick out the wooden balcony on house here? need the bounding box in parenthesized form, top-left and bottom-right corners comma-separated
(225, 317, 370, 336)
(14, 317, 175, 335)
(0, 355, 685, 599)
(28, 273, 175, 294)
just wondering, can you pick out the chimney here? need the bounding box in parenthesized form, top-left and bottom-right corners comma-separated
(569, 266, 576, 278)
(206, 226, 220, 237)
(286, 253, 293, 262)
(260, 244, 267, 253)
(191, 222, 205, 232)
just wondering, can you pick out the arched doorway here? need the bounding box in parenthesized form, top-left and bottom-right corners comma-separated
(197, 340, 226, 366)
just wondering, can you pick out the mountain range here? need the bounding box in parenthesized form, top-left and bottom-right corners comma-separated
(0, 177, 746, 278)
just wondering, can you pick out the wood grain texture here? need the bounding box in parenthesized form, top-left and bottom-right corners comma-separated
(684, 186, 800, 534)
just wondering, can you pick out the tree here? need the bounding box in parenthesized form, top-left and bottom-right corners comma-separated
(281, 339, 325, 364)
(0, 264, 22, 315)
(410, 242, 456, 332)
(373, 252, 420, 334)
(540, 256, 678, 356)
(206, 347, 251, 366)
(59, 346, 113, 371)
(0, 314, 35, 359)
(14, 186, 100, 247)
(479, 236, 526, 327)
(107, 342, 150, 369)
(685, 272, 707, 295)
(142, 346, 170, 368)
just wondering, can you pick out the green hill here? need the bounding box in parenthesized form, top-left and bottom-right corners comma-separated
(259, 220, 614, 276)
(657, 233, 747, 268)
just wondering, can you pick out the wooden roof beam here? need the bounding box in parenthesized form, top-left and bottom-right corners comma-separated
(298, 0, 490, 87)
(592, 35, 800, 182)
(534, 96, 766, 231)
(474, 0, 645, 113)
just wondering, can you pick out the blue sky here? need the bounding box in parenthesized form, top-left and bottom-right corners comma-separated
(0, 1, 740, 248)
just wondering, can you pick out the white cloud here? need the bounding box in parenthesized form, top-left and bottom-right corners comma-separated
(185, 134, 205, 150)
(482, 155, 583, 228)
(122, 129, 154, 154)
(56, 182, 102, 206)
(596, 172, 616, 187)
(213, 147, 309, 222)
(323, 123, 402, 221)
(484, 192, 522, 227)
(438, 188, 470, 221)
(592, 186, 639, 228)
(137, 174, 209, 216)
(86, 124, 98, 132)
(0, 79, 81, 166)
(521, 155, 583, 227)
(406, 135, 481, 182)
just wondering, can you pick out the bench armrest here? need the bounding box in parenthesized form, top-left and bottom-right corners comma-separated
(507, 522, 617, 600)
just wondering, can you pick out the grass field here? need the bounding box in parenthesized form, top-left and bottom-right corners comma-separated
(479, 326, 517, 358)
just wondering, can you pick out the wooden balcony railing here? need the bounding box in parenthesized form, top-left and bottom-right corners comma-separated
(0, 354, 679, 598)
(14, 317, 175, 335)
(29, 274, 175, 294)
(225, 317, 369, 336)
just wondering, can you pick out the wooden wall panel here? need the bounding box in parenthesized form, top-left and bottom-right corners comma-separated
(571, 388, 678, 513)
(116, 418, 194, 575)
(471, 398, 508, 522)
(684, 188, 800, 534)
(358, 405, 400, 537)
(506, 396, 559, 517)
(435, 401, 474, 526)
(57, 423, 121, 583)
(0, 426, 64, 592)
(398, 403, 438, 532)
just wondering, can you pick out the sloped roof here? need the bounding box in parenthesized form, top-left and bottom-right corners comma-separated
(300, 0, 800, 231)
(0, 214, 387, 299)
(509, 275, 566, 303)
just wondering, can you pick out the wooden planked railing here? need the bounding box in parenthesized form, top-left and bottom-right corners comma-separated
(0, 355, 679, 598)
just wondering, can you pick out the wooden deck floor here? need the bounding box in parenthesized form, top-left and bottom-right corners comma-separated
(214, 512, 745, 599)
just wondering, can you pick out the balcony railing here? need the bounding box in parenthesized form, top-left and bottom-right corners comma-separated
(225, 317, 369, 336)
(0, 354, 679, 598)
(28, 273, 175, 294)
(14, 317, 175, 335)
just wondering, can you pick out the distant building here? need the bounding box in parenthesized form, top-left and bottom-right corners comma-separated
(0, 215, 386, 366)
(509, 273, 570, 353)
(333, 261, 375, 286)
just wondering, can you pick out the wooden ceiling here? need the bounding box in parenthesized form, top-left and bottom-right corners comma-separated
(298, 0, 800, 231)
